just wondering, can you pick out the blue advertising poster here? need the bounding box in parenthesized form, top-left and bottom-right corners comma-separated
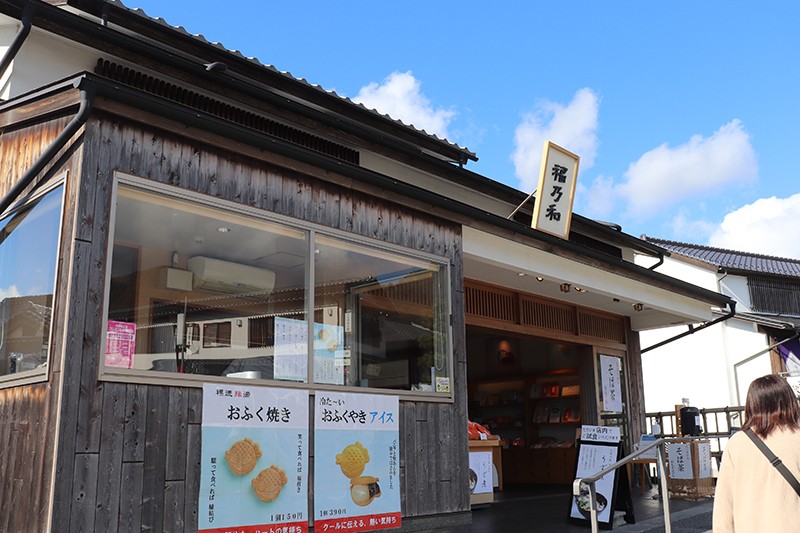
(199, 384, 309, 533)
(314, 392, 401, 532)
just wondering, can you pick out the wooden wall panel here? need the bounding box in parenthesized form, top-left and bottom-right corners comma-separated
(48, 112, 468, 531)
(0, 110, 85, 533)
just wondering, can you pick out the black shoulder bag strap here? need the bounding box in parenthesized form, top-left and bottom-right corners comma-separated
(744, 428, 800, 497)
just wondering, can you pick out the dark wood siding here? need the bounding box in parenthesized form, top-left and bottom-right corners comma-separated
(748, 274, 800, 315)
(0, 113, 85, 533)
(50, 112, 468, 531)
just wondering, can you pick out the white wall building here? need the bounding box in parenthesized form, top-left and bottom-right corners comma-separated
(635, 238, 800, 413)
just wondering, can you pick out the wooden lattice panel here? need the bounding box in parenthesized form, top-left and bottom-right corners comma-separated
(577, 311, 626, 344)
(520, 295, 576, 334)
(465, 284, 517, 323)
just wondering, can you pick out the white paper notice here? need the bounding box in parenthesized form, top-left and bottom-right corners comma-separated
(697, 442, 712, 478)
(580, 425, 621, 443)
(468, 452, 493, 495)
(668, 442, 694, 480)
(599, 354, 623, 413)
(273, 316, 307, 381)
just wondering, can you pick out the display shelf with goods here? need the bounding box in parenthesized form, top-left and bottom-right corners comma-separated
(469, 369, 582, 485)
(530, 369, 582, 445)
(468, 379, 528, 447)
(508, 369, 581, 485)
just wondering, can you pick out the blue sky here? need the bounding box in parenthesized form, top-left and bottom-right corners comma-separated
(129, 1, 800, 259)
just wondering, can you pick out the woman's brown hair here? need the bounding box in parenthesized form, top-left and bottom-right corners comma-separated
(742, 374, 800, 437)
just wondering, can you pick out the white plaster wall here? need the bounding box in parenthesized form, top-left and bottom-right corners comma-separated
(641, 323, 728, 412)
(719, 274, 752, 311)
(360, 151, 515, 217)
(1, 23, 100, 100)
(638, 255, 770, 412)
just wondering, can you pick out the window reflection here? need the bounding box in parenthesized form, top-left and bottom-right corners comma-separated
(105, 183, 451, 393)
(106, 186, 308, 382)
(0, 185, 63, 378)
(314, 235, 450, 391)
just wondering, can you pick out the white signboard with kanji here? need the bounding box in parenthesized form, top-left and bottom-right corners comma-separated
(599, 354, 623, 413)
(531, 141, 580, 239)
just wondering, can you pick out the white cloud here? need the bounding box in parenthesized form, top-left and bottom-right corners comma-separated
(0, 285, 21, 300)
(511, 88, 599, 192)
(354, 71, 456, 139)
(617, 120, 757, 219)
(708, 193, 800, 259)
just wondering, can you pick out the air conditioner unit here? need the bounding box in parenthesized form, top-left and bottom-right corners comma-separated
(187, 256, 275, 295)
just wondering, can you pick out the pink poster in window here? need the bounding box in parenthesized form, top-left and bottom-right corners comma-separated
(106, 320, 136, 368)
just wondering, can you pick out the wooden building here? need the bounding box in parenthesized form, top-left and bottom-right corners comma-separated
(0, 1, 732, 532)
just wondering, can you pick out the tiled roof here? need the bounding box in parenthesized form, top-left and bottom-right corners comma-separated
(108, 1, 477, 162)
(642, 236, 800, 277)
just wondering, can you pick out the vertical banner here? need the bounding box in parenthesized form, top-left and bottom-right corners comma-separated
(599, 354, 623, 412)
(315, 392, 401, 532)
(199, 384, 309, 533)
(531, 140, 580, 239)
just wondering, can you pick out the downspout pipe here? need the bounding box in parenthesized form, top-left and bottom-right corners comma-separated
(0, 81, 93, 215)
(641, 301, 738, 354)
(0, 3, 34, 84)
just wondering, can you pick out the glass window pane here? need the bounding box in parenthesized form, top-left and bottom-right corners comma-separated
(0, 185, 63, 377)
(105, 185, 308, 382)
(313, 235, 450, 392)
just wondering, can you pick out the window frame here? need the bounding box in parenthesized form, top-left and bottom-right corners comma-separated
(100, 172, 454, 401)
(0, 174, 67, 389)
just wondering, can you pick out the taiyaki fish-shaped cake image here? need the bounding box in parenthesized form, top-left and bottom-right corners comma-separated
(224, 437, 262, 475)
(335, 442, 370, 478)
(251, 465, 288, 502)
(350, 476, 381, 506)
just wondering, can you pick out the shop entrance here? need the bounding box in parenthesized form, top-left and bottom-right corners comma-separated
(466, 328, 595, 489)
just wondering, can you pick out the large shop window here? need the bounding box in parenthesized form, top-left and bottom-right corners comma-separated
(104, 181, 452, 395)
(0, 184, 63, 382)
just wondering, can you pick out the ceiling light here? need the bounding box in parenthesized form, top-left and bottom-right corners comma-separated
(518, 272, 526, 277)
(536, 276, 544, 282)
(574, 287, 585, 292)
(217, 227, 231, 233)
(632, 303, 644, 312)
(560, 283, 571, 293)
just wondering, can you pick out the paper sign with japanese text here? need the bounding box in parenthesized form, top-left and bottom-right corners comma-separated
(570, 441, 620, 526)
(468, 451, 493, 495)
(580, 425, 621, 443)
(697, 442, 712, 478)
(314, 392, 401, 532)
(667, 442, 693, 480)
(599, 354, 623, 413)
(199, 384, 309, 533)
(105, 320, 136, 368)
(273, 316, 308, 382)
(531, 141, 580, 239)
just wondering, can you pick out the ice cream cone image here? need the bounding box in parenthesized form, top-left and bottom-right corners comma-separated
(350, 475, 381, 506)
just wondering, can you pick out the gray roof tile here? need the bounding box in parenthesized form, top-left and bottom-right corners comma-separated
(642, 236, 800, 277)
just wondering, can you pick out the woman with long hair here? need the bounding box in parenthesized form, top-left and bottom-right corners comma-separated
(713, 374, 800, 532)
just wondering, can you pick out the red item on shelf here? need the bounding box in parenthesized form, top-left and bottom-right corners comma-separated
(468, 420, 499, 440)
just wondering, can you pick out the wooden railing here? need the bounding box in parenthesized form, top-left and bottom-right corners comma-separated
(645, 406, 745, 464)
